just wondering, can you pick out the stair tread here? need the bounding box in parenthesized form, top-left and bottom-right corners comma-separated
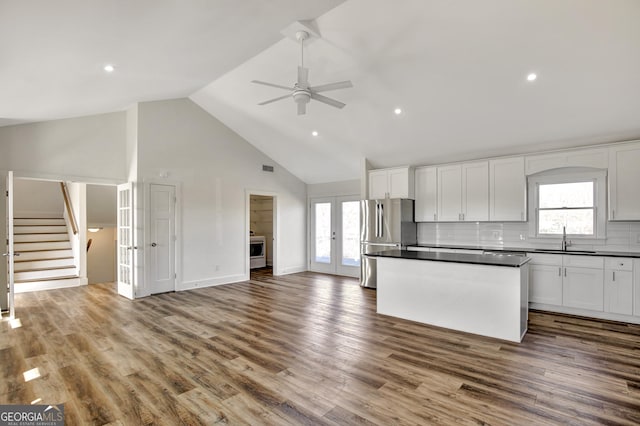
(15, 256, 74, 263)
(16, 275, 79, 283)
(16, 266, 76, 273)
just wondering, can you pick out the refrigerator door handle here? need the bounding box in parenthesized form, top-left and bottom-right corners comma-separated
(374, 202, 379, 238)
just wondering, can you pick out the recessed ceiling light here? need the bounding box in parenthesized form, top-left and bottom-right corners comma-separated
(527, 73, 537, 81)
(394, 108, 402, 115)
(311, 131, 319, 137)
(104, 64, 115, 73)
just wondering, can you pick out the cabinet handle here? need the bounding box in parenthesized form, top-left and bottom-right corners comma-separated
(434, 213, 437, 221)
(564, 268, 567, 277)
(558, 267, 561, 277)
(612, 209, 615, 220)
(613, 271, 616, 282)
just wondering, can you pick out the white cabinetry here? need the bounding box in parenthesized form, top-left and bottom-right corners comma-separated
(368, 167, 414, 199)
(414, 167, 437, 221)
(437, 165, 462, 221)
(437, 162, 488, 221)
(489, 157, 526, 221)
(525, 148, 608, 175)
(604, 258, 633, 315)
(609, 142, 640, 220)
(462, 162, 489, 221)
(528, 253, 563, 305)
(562, 255, 604, 312)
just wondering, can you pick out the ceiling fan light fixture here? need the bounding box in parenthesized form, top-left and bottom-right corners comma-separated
(293, 90, 310, 104)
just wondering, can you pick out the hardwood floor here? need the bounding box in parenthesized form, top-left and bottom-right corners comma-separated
(2, 271, 640, 425)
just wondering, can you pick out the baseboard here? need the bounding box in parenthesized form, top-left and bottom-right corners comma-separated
(178, 273, 246, 291)
(530, 303, 640, 325)
(275, 265, 306, 276)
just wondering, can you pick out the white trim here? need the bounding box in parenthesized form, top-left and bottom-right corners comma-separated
(15, 277, 87, 293)
(528, 169, 607, 240)
(179, 273, 246, 291)
(530, 303, 640, 326)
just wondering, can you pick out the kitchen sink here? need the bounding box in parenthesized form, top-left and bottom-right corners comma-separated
(532, 248, 597, 254)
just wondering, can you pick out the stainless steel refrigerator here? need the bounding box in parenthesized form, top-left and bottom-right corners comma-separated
(360, 199, 416, 288)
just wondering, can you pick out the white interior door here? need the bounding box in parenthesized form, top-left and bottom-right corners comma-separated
(117, 182, 134, 299)
(4, 171, 15, 318)
(310, 196, 360, 277)
(149, 184, 175, 294)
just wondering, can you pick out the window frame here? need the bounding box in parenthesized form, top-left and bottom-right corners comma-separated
(528, 169, 607, 240)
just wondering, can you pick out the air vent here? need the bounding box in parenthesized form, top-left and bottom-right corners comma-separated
(262, 165, 274, 172)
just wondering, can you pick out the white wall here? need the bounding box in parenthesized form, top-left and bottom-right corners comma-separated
(13, 179, 63, 218)
(136, 98, 307, 291)
(0, 112, 127, 182)
(87, 184, 116, 227)
(307, 179, 360, 198)
(87, 227, 116, 284)
(65, 182, 87, 284)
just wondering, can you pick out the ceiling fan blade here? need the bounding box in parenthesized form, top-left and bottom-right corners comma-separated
(310, 92, 346, 109)
(258, 94, 291, 106)
(297, 66, 309, 87)
(251, 80, 293, 91)
(310, 80, 353, 93)
(297, 102, 306, 115)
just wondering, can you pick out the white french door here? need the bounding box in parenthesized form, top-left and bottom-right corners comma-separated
(3, 171, 15, 318)
(117, 182, 135, 299)
(310, 196, 360, 277)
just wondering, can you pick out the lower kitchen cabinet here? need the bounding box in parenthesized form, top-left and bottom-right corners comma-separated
(562, 266, 604, 311)
(529, 263, 563, 305)
(604, 258, 634, 315)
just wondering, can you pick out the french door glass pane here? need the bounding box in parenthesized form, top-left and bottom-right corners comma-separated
(341, 201, 360, 267)
(315, 202, 331, 263)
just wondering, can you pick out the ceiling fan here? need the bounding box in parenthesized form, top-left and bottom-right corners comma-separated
(251, 30, 353, 115)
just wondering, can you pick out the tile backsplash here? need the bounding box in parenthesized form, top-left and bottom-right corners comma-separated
(417, 221, 640, 253)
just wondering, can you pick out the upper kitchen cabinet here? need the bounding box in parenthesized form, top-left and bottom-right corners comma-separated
(525, 147, 608, 175)
(414, 166, 437, 222)
(609, 142, 640, 220)
(489, 157, 526, 221)
(437, 162, 488, 221)
(368, 166, 415, 199)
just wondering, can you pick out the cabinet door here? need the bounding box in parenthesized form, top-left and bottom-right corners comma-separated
(437, 165, 462, 221)
(462, 162, 489, 221)
(369, 170, 389, 199)
(529, 264, 563, 305)
(415, 167, 437, 221)
(609, 144, 640, 220)
(563, 267, 604, 311)
(490, 157, 526, 221)
(388, 168, 410, 199)
(604, 269, 633, 315)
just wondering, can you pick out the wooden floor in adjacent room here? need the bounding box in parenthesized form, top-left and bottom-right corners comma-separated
(2, 271, 640, 425)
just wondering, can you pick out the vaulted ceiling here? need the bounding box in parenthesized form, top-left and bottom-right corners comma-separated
(3, 1, 640, 184)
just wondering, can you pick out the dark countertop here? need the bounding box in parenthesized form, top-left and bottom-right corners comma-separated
(367, 249, 531, 267)
(410, 244, 640, 258)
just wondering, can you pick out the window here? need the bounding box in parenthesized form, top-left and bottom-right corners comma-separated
(538, 181, 594, 235)
(528, 169, 606, 239)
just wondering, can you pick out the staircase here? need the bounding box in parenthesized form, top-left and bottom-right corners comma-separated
(13, 217, 81, 293)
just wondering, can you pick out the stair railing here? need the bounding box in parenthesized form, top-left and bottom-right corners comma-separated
(60, 182, 78, 235)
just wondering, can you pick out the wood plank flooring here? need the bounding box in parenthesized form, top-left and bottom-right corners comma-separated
(2, 270, 640, 425)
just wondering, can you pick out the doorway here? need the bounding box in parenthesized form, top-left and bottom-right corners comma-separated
(309, 196, 360, 277)
(249, 194, 275, 276)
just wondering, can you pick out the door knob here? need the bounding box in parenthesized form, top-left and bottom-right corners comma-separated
(151, 243, 157, 247)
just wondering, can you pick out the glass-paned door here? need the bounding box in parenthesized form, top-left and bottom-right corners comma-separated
(117, 182, 134, 299)
(310, 196, 360, 277)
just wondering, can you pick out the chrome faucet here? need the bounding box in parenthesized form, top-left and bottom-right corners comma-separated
(562, 226, 571, 251)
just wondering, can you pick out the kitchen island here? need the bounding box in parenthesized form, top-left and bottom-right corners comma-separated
(369, 250, 530, 342)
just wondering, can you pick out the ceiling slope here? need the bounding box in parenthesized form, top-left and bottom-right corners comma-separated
(191, 0, 640, 184)
(0, 0, 345, 125)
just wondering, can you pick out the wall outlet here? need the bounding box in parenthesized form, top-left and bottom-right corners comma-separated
(215, 265, 220, 271)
